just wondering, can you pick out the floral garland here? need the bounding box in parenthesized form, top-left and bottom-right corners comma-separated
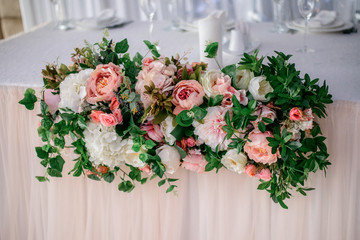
(20, 32, 332, 208)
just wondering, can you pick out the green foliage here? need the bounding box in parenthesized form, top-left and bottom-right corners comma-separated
(204, 42, 218, 58)
(143, 40, 160, 57)
(19, 88, 37, 110)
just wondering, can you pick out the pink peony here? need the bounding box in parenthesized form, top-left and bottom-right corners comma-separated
(99, 113, 117, 127)
(142, 57, 154, 67)
(90, 110, 103, 123)
(172, 80, 205, 115)
(135, 59, 176, 109)
(140, 121, 163, 142)
(112, 109, 123, 124)
(182, 149, 207, 173)
(244, 129, 279, 165)
(245, 164, 257, 177)
(256, 168, 272, 181)
(86, 63, 123, 104)
(289, 107, 303, 121)
(110, 97, 120, 111)
(222, 87, 248, 107)
(43, 89, 60, 114)
(193, 106, 231, 151)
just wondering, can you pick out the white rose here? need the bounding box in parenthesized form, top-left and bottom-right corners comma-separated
(200, 69, 231, 98)
(221, 149, 248, 174)
(248, 76, 273, 102)
(160, 116, 176, 145)
(156, 145, 180, 174)
(234, 69, 254, 90)
(59, 69, 93, 112)
(119, 138, 146, 168)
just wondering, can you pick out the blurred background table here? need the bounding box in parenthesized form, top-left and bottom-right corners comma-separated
(0, 21, 359, 240)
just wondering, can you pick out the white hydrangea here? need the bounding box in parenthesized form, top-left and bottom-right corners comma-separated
(83, 122, 124, 168)
(160, 116, 176, 145)
(59, 69, 93, 112)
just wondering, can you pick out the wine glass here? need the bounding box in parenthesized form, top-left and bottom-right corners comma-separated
(140, 0, 157, 34)
(297, 0, 315, 53)
(165, 0, 180, 31)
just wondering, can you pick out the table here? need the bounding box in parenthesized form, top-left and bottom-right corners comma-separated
(0, 21, 359, 240)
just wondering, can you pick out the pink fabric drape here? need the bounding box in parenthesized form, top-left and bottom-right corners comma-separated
(1, 86, 359, 240)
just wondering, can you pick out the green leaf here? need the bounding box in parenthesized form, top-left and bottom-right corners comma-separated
(35, 147, 48, 159)
(167, 178, 178, 183)
(277, 197, 289, 209)
(204, 42, 218, 58)
(145, 139, 157, 150)
(35, 176, 49, 182)
(47, 168, 62, 177)
(54, 137, 65, 148)
(103, 172, 115, 183)
(19, 88, 37, 110)
(222, 64, 236, 81)
(49, 155, 65, 172)
(258, 121, 266, 133)
(133, 52, 143, 65)
(262, 117, 273, 124)
(118, 180, 135, 192)
(166, 185, 175, 193)
(175, 110, 193, 127)
(115, 38, 129, 53)
(170, 124, 185, 140)
(257, 180, 271, 190)
(158, 179, 166, 187)
(153, 109, 168, 125)
(174, 144, 186, 159)
(141, 177, 148, 184)
(287, 141, 302, 150)
(40, 100, 50, 116)
(87, 174, 101, 181)
(209, 95, 224, 107)
(191, 106, 207, 121)
(143, 40, 160, 57)
(129, 168, 141, 181)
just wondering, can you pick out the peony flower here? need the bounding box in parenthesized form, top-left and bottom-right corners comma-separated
(256, 168, 272, 181)
(245, 164, 257, 177)
(112, 109, 123, 124)
(160, 116, 176, 145)
(59, 69, 93, 112)
(119, 138, 146, 168)
(156, 145, 181, 174)
(136, 59, 176, 109)
(110, 97, 120, 111)
(172, 80, 205, 115)
(99, 113, 117, 127)
(140, 121, 163, 142)
(193, 106, 231, 151)
(234, 69, 254, 90)
(44, 89, 61, 114)
(83, 122, 125, 168)
(90, 110, 103, 123)
(221, 87, 248, 107)
(142, 57, 154, 67)
(182, 149, 207, 173)
(244, 129, 279, 165)
(221, 149, 248, 174)
(86, 63, 123, 104)
(252, 104, 277, 127)
(248, 76, 273, 102)
(289, 107, 303, 121)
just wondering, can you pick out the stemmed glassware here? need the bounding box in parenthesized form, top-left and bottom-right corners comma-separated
(140, 0, 157, 35)
(297, 0, 315, 53)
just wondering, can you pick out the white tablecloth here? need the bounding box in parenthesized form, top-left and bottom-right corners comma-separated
(0, 21, 359, 240)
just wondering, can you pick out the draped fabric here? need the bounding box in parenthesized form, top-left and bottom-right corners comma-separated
(1, 86, 359, 240)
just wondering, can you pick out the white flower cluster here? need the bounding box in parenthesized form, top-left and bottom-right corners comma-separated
(83, 122, 146, 168)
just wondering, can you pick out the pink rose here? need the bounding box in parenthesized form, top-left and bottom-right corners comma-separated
(86, 63, 123, 104)
(142, 57, 154, 67)
(110, 97, 120, 111)
(140, 121, 163, 142)
(244, 130, 279, 165)
(289, 107, 303, 121)
(252, 104, 276, 127)
(245, 164, 257, 177)
(182, 149, 207, 173)
(139, 165, 152, 173)
(186, 137, 196, 147)
(43, 89, 60, 114)
(112, 108, 123, 124)
(172, 80, 205, 115)
(256, 168, 272, 181)
(99, 113, 117, 127)
(90, 110, 104, 123)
